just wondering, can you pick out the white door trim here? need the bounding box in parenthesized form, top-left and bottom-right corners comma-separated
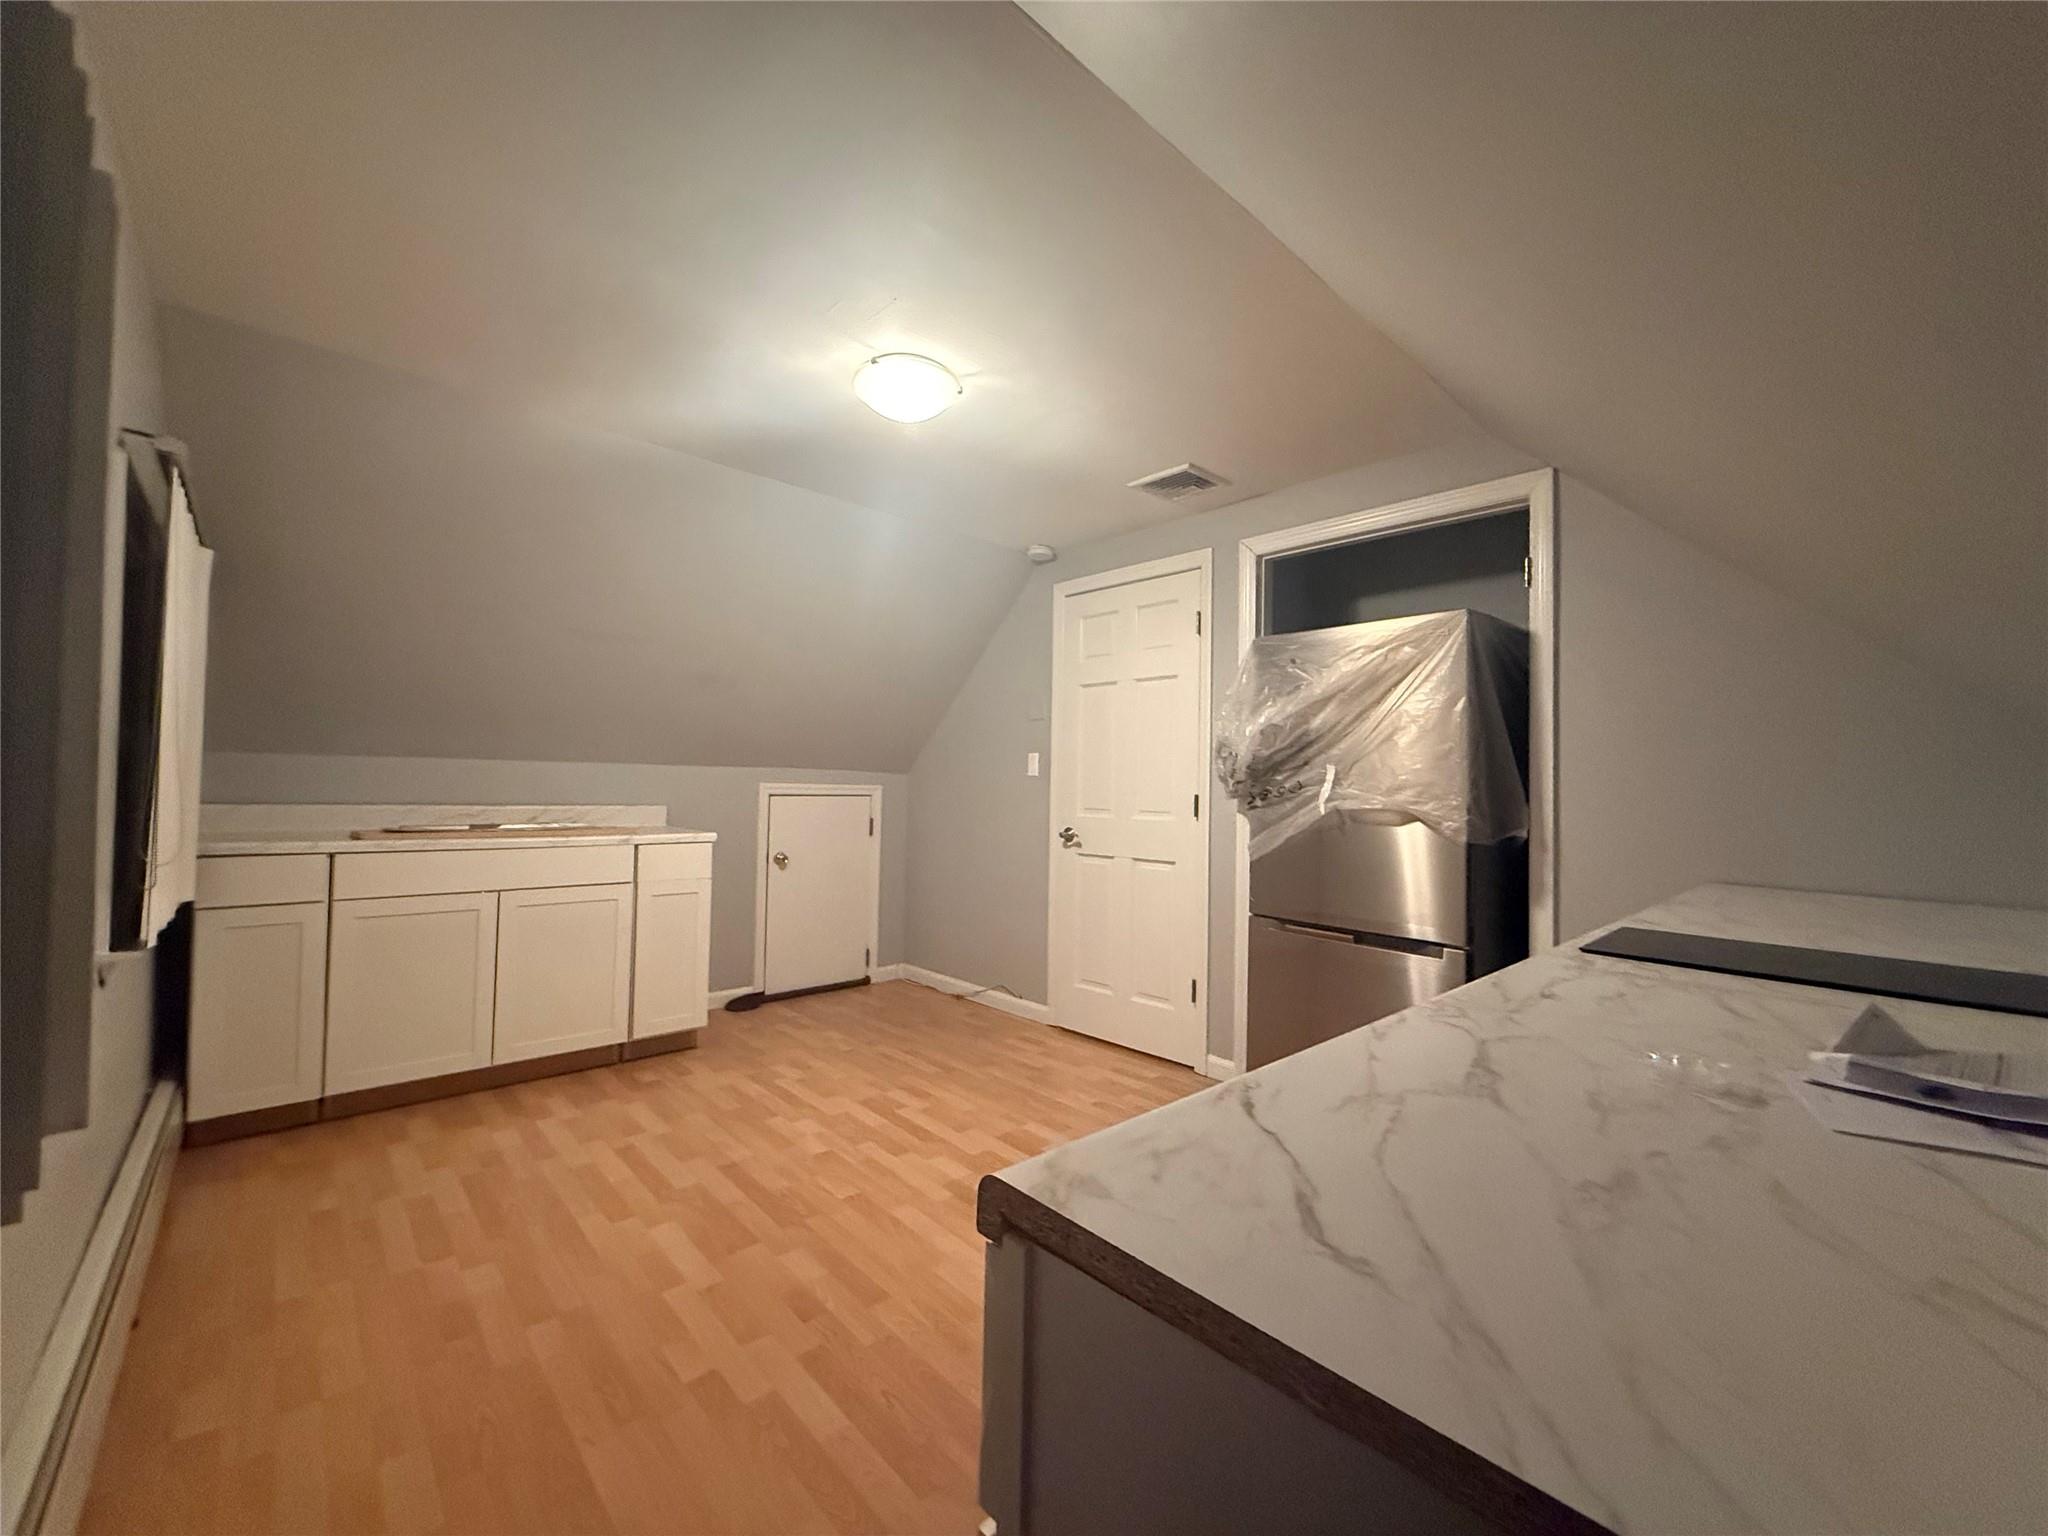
(1228, 469, 1559, 1075)
(1047, 547, 1214, 1054)
(752, 782, 883, 994)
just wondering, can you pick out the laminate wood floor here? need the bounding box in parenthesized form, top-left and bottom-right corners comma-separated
(81, 982, 1205, 1536)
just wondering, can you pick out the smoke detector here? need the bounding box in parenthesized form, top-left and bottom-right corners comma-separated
(1026, 544, 1057, 565)
(1127, 462, 1228, 501)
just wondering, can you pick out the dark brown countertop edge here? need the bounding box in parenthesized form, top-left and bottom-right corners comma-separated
(976, 1173, 1612, 1536)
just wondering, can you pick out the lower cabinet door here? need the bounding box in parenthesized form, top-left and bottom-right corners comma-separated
(493, 883, 632, 1063)
(632, 876, 710, 1039)
(326, 891, 498, 1094)
(189, 901, 329, 1121)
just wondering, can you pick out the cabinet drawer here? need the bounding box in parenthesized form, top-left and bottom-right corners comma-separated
(636, 841, 712, 882)
(196, 854, 329, 909)
(332, 844, 633, 900)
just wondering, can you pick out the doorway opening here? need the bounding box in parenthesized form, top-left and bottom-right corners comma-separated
(1229, 470, 1558, 1073)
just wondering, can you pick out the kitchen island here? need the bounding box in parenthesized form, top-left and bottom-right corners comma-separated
(977, 885, 2048, 1535)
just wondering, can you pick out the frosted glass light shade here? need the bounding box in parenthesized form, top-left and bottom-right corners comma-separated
(853, 353, 961, 423)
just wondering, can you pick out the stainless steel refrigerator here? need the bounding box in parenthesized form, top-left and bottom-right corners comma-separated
(1243, 614, 1528, 1070)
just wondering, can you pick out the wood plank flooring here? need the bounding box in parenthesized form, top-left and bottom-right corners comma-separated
(80, 982, 1204, 1536)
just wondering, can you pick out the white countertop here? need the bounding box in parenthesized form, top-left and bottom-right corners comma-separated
(196, 802, 715, 856)
(199, 826, 715, 856)
(990, 884, 2048, 1535)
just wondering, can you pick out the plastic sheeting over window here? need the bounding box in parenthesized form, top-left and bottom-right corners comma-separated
(1215, 609, 1529, 859)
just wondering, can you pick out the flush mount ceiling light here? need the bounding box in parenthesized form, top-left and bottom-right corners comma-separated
(853, 353, 961, 424)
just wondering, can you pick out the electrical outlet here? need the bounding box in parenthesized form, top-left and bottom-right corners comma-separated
(1026, 752, 1040, 777)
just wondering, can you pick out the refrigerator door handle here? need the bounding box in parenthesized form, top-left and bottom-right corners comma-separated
(1272, 920, 1359, 943)
(1272, 920, 1450, 959)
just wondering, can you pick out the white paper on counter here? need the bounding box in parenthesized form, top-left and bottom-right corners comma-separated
(1788, 1075, 2048, 1168)
(1807, 1004, 2048, 1128)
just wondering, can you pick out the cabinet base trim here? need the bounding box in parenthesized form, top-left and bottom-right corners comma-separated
(323, 1045, 622, 1121)
(185, 1099, 319, 1147)
(187, 1043, 637, 1144)
(622, 1031, 703, 1062)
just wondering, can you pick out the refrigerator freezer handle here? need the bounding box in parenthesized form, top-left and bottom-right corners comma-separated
(1271, 920, 1451, 959)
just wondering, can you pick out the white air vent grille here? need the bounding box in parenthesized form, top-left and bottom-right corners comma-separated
(1127, 462, 1228, 500)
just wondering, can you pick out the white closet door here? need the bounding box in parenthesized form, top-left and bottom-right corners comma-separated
(493, 883, 632, 1063)
(763, 793, 876, 995)
(326, 892, 497, 1093)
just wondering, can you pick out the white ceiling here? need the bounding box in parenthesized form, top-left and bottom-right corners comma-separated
(74, 1, 1475, 552)
(1029, 3, 2048, 714)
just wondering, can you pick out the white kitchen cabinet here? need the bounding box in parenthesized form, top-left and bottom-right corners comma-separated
(494, 883, 632, 1063)
(632, 870, 711, 1041)
(326, 891, 498, 1094)
(188, 824, 715, 1137)
(189, 901, 328, 1122)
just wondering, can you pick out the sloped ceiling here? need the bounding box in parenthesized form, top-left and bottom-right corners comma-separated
(1028, 3, 2048, 715)
(74, 1, 1476, 551)
(161, 306, 1028, 770)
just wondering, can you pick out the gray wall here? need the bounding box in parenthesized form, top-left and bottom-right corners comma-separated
(904, 442, 2048, 1060)
(158, 306, 1026, 772)
(903, 436, 1539, 1038)
(202, 753, 909, 994)
(1552, 476, 2047, 930)
(0, 91, 165, 1442)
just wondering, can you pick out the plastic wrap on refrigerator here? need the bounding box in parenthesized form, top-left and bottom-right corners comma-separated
(1216, 610, 1528, 859)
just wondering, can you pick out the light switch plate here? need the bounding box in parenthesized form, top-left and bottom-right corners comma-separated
(1025, 752, 1040, 777)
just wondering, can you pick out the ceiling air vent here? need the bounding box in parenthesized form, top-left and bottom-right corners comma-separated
(1128, 462, 1228, 501)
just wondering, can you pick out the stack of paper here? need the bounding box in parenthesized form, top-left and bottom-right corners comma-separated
(1790, 1005, 2048, 1167)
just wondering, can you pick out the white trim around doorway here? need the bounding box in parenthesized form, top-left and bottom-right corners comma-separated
(752, 782, 884, 995)
(1227, 469, 1559, 1075)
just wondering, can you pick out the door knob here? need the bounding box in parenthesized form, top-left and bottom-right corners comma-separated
(1058, 826, 1081, 849)
(772, 851, 789, 869)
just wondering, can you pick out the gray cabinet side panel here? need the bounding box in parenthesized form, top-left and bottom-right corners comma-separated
(979, 1236, 1028, 1535)
(1017, 1241, 1490, 1536)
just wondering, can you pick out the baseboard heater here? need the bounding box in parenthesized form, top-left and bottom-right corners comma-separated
(1, 1081, 181, 1536)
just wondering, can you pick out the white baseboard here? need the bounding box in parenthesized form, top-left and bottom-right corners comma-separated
(4, 1081, 181, 1536)
(869, 963, 906, 984)
(898, 964, 1053, 1025)
(1202, 1054, 1239, 1082)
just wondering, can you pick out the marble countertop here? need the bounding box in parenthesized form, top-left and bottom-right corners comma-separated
(199, 826, 715, 856)
(979, 883, 2048, 1535)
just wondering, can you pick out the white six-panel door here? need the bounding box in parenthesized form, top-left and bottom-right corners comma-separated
(1049, 559, 1208, 1066)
